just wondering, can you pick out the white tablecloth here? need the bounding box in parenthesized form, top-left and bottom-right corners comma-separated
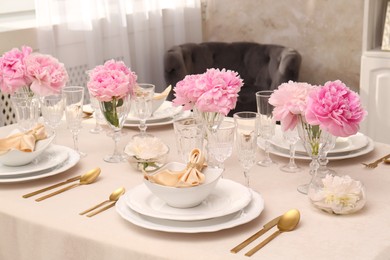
(1, 119, 390, 260)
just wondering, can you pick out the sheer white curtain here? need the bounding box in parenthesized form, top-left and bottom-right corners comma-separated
(34, 0, 202, 92)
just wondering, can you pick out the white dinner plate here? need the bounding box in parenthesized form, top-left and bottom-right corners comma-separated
(125, 179, 252, 221)
(270, 125, 369, 155)
(260, 137, 375, 161)
(0, 145, 69, 177)
(127, 101, 182, 123)
(116, 189, 264, 233)
(124, 110, 191, 127)
(0, 145, 80, 183)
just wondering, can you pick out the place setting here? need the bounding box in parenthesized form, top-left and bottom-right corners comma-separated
(115, 148, 265, 233)
(0, 124, 81, 183)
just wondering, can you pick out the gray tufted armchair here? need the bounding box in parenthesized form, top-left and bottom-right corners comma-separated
(163, 42, 301, 116)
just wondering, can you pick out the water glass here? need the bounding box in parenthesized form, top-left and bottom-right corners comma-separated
(63, 86, 86, 157)
(10, 92, 40, 131)
(89, 96, 105, 134)
(234, 112, 259, 188)
(256, 90, 276, 167)
(132, 83, 155, 137)
(173, 117, 203, 163)
(208, 121, 235, 169)
(40, 94, 64, 138)
(280, 127, 301, 173)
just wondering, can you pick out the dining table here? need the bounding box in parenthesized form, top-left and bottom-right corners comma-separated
(1, 114, 390, 260)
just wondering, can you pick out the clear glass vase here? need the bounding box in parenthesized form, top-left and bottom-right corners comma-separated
(99, 94, 131, 163)
(195, 110, 225, 167)
(296, 116, 333, 194)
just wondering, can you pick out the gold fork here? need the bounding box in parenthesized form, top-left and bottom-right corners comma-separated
(362, 154, 390, 168)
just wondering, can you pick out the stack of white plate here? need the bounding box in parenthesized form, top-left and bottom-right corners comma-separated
(125, 101, 188, 127)
(115, 179, 265, 233)
(0, 145, 80, 183)
(262, 125, 375, 160)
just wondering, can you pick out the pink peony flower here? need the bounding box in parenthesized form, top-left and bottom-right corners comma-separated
(305, 80, 367, 137)
(87, 59, 137, 102)
(269, 81, 315, 131)
(173, 68, 243, 115)
(0, 46, 32, 94)
(26, 53, 69, 96)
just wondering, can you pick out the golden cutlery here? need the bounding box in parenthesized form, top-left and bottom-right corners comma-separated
(35, 168, 101, 202)
(245, 209, 300, 257)
(362, 153, 390, 168)
(22, 175, 81, 198)
(86, 202, 116, 217)
(79, 187, 125, 215)
(82, 111, 93, 119)
(230, 215, 281, 253)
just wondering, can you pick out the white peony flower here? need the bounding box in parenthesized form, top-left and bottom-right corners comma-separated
(308, 174, 366, 215)
(124, 136, 169, 159)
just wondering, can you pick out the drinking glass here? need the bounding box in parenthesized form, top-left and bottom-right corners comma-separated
(63, 86, 86, 157)
(256, 90, 276, 167)
(99, 94, 131, 163)
(39, 94, 64, 139)
(173, 116, 204, 163)
(132, 83, 155, 137)
(89, 96, 105, 134)
(234, 112, 259, 188)
(280, 127, 301, 173)
(317, 135, 337, 176)
(208, 121, 235, 170)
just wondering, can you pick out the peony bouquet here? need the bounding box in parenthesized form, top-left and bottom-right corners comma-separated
(87, 59, 137, 127)
(269, 80, 367, 138)
(172, 68, 243, 116)
(0, 46, 68, 96)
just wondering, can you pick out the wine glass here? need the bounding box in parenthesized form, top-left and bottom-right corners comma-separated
(99, 94, 131, 163)
(89, 96, 105, 134)
(63, 86, 86, 157)
(233, 112, 259, 188)
(256, 90, 276, 167)
(280, 127, 301, 173)
(39, 94, 64, 140)
(208, 121, 235, 170)
(317, 135, 337, 176)
(132, 83, 155, 137)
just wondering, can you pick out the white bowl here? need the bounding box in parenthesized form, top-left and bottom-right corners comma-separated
(0, 135, 55, 166)
(143, 162, 223, 208)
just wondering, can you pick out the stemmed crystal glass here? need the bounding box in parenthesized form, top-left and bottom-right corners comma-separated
(256, 90, 276, 166)
(63, 86, 86, 157)
(39, 94, 64, 139)
(234, 112, 259, 188)
(208, 121, 235, 170)
(99, 94, 131, 163)
(280, 127, 301, 173)
(317, 135, 337, 176)
(89, 96, 105, 134)
(132, 83, 155, 137)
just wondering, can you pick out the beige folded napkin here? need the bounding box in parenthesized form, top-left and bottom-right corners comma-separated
(0, 124, 47, 155)
(144, 148, 206, 187)
(153, 85, 172, 100)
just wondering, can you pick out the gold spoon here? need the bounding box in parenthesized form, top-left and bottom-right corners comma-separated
(384, 158, 390, 164)
(245, 209, 301, 257)
(35, 168, 101, 202)
(79, 187, 125, 215)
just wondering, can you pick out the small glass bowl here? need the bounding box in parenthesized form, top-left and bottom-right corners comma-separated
(127, 150, 169, 172)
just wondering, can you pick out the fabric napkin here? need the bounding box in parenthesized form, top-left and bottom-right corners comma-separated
(144, 148, 206, 187)
(0, 124, 47, 154)
(153, 85, 171, 100)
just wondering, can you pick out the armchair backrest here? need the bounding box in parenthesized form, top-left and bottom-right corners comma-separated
(164, 42, 301, 115)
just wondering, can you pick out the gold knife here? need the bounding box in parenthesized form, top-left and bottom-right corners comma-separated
(22, 175, 81, 198)
(230, 215, 281, 253)
(86, 202, 116, 217)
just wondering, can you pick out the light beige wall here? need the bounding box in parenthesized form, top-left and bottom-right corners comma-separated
(203, 0, 364, 91)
